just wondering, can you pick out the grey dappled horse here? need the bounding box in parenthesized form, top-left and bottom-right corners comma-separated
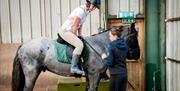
(12, 23, 140, 91)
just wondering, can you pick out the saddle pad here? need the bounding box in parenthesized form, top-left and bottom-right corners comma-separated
(53, 40, 72, 64)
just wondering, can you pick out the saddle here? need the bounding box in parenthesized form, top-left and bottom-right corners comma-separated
(56, 33, 83, 45)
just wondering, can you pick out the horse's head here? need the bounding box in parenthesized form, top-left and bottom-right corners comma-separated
(121, 23, 140, 60)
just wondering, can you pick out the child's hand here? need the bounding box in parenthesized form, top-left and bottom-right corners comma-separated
(101, 53, 107, 59)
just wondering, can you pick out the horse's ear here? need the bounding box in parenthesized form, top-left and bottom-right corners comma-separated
(131, 23, 135, 28)
(130, 23, 138, 36)
(131, 23, 136, 32)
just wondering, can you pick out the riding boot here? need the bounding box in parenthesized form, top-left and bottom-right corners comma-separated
(71, 54, 84, 74)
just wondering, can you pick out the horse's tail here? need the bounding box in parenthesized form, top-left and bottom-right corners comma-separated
(12, 45, 25, 91)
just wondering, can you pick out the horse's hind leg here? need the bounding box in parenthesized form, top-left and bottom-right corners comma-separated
(23, 67, 41, 91)
(22, 60, 41, 91)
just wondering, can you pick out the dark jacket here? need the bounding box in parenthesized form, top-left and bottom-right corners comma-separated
(102, 37, 128, 75)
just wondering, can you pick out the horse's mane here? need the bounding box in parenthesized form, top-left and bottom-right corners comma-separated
(90, 29, 110, 36)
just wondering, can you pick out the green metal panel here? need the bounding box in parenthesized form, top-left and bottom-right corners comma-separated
(105, 0, 108, 29)
(145, 0, 160, 90)
(145, 0, 165, 91)
(159, 0, 166, 91)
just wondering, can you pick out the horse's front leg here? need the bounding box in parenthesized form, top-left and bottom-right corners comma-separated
(85, 75, 89, 91)
(87, 73, 100, 91)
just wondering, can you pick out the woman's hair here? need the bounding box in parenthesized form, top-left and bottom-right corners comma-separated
(110, 26, 124, 37)
(86, 0, 91, 3)
(86, 0, 91, 7)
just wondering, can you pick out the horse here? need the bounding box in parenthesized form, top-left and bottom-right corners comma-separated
(12, 23, 140, 91)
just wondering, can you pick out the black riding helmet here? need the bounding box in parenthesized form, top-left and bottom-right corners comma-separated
(86, 0, 100, 9)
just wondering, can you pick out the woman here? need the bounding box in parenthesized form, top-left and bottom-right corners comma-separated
(101, 26, 128, 91)
(59, 0, 100, 74)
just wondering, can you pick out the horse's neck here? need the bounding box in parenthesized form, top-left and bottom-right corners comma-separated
(84, 31, 110, 55)
(81, 33, 109, 71)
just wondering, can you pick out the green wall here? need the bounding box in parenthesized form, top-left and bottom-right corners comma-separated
(145, 0, 165, 91)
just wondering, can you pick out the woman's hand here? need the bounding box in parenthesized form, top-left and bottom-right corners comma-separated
(101, 53, 107, 59)
(78, 25, 82, 36)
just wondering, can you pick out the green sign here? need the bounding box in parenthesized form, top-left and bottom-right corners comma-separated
(117, 11, 135, 23)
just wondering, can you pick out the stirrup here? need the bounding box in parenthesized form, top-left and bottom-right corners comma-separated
(71, 69, 84, 74)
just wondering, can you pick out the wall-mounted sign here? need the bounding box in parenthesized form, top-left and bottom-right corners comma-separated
(117, 11, 135, 23)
